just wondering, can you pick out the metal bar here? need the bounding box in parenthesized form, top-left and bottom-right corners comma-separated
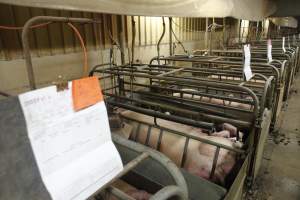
(120, 87, 252, 115)
(106, 92, 252, 128)
(145, 125, 152, 146)
(108, 99, 215, 130)
(156, 129, 164, 151)
(0, 91, 11, 97)
(180, 137, 190, 168)
(134, 123, 141, 142)
(209, 146, 220, 179)
(122, 81, 255, 105)
(157, 68, 184, 77)
(169, 17, 173, 56)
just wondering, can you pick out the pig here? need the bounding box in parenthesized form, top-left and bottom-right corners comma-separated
(117, 110, 243, 186)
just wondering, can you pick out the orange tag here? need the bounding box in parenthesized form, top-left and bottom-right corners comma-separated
(72, 76, 103, 111)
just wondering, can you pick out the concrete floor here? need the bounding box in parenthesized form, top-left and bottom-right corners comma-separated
(250, 76, 300, 200)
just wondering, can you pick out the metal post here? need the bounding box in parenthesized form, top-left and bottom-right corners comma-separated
(238, 19, 241, 44)
(117, 15, 125, 64)
(169, 17, 173, 56)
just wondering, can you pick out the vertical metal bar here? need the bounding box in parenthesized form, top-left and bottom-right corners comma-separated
(138, 16, 141, 46)
(180, 137, 190, 168)
(117, 15, 125, 64)
(209, 146, 220, 179)
(144, 16, 147, 46)
(238, 19, 241, 44)
(156, 129, 164, 151)
(59, 10, 67, 54)
(145, 125, 152, 146)
(10, 5, 23, 58)
(131, 16, 136, 63)
(134, 123, 141, 141)
(223, 18, 226, 48)
(28, 8, 40, 57)
(43, 9, 53, 56)
(92, 13, 100, 50)
(169, 17, 173, 56)
(149, 16, 153, 45)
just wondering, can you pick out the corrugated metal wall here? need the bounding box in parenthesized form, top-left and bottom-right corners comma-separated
(0, 3, 226, 61)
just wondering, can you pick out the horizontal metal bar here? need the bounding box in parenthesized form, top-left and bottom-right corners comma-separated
(157, 68, 184, 77)
(107, 99, 215, 130)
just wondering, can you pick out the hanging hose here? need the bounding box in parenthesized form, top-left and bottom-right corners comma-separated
(67, 23, 88, 77)
(170, 18, 188, 55)
(105, 21, 125, 64)
(157, 17, 166, 65)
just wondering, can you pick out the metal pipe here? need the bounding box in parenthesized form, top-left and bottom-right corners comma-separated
(131, 16, 136, 64)
(117, 15, 125, 65)
(107, 99, 215, 129)
(120, 84, 252, 115)
(106, 92, 252, 128)
(157, 17, 166, 65)
(22, 16, 98, 90)
(169, 17, 173, 56)
(0, 91, 11, 97)
(89, 63, 117, 76)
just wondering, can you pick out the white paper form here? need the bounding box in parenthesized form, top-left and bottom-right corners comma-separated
(243, 44, 253, 81)
(19, 83, 123, 200)
(267, 39, 272, 63)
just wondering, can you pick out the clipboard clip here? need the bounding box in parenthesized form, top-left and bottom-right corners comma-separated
(53, 75, 68, 92)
